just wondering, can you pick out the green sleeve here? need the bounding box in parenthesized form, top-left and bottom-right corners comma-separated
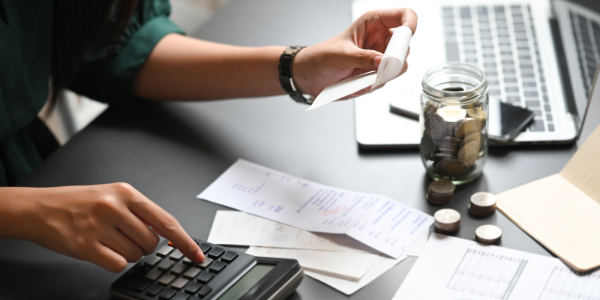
(70, 0, 185, 106)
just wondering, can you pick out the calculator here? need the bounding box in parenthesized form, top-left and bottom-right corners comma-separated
(110, 238, 303, 300)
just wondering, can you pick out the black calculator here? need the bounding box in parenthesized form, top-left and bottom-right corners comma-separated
(110, 238, 303, 300)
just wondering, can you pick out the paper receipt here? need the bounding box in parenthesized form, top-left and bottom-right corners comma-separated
(307, 26, 412, 111)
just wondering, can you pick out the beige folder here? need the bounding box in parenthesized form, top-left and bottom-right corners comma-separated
(497, 124, 600, 272)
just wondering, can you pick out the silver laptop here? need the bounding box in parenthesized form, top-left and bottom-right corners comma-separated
(353, 0, 598, 148)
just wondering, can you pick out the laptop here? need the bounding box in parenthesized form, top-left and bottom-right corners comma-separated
(353, 0, 599, 148)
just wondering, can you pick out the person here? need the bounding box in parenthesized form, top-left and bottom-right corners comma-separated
(0, 0, 416, 273)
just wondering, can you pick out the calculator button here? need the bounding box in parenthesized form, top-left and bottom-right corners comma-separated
(158, 259, 175, 271)
(209, 261, 227, 273)
(197, 271, 214, 283)
(145, 255, 162, 267)
(197, 258, 213, 269)
(189, 297, 201, 300)
(171, 278, 189, 290)
(120, 278, 149, 292)
(182, 257, 193, 265)
(146, 284, 163, 296)
(199, 243, 212, 253)
(207, 247, 224, 258)
(157, 246, 174, 257)
(170, 263, 188, 275)
(184, 281, 202, 294)
(158, 273, 176, 285)
(220, 251, 238, 263)
(183, 267, 201, 279)
(159, 288, 177, 299)
(172, 292, 190, 300)
(197, 286, 212, 297)
(132, 266, 150, 278)
(170, 249, 184, 260)
(145, 269, 163, 281)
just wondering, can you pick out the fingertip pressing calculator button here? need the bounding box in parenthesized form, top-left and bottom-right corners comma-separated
(209, 261, 226, 273)
(120, 278, 149, 292)
(197, 286, 212, 297)
(199, 243, 212, 253)
(158, 259, 175, 271)
(158, 288, 177, 299)
(207, 247, 224, 258)
(170, 249, 184, 260)
(197, 271, 214, 283)
(146, 284, 163, 296)
(171, 278, 189, 290)
(172, 292, 190, 300)
(182, 257, 193, 265)
(157, 246, 174, 257)
(170, 263, 188, 275)
(197, 258, 213, 269)
(158, 273, 176, 286)
(184, 281, 202, 294)
(220, 251, 238, 263)
(145, 269, 163, 281)
(183, 267, 201, 279)
(144, 255, 162, 267)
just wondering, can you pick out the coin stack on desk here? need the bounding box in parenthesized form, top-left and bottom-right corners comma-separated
(469, 192, 497, 217)
(421, 102, 486, 180)
(426, 179, 456, 205)
(434, 209, 461, 235)
(475, 224, 502, 244)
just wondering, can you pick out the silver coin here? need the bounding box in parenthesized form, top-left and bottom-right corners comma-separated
(434, 209, 461, 225)
(475, 224, 502, 242)
(471, 192, 497, 207)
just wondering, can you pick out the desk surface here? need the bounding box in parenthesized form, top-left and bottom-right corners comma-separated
(1, 0, 600, 299)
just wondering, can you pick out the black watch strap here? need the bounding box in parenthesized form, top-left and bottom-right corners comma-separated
(278, 46, 314, 104)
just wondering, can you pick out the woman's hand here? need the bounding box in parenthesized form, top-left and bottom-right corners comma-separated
(293, 8, 417, 98)
(0, 183, 204, 272)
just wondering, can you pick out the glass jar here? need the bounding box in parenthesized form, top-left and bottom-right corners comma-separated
(419, 63, 488, 185)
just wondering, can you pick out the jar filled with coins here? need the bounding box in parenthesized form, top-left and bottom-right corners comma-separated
(420, 63, 488, 185)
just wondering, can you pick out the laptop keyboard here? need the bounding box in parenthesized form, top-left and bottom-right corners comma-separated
(443, 4, 553, 133)
(570, 12, 600, 98)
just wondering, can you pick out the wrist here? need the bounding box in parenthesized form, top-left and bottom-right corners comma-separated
(0, 187, 44, 241)
(290, 47, 314, 97)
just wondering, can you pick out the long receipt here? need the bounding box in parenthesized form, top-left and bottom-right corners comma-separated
(198, 159, 433, 258)
(307, 26, 413, 111)
(394, 234, 600, 300)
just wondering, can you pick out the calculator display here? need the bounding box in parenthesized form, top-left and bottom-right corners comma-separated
(218, 265, 274, 300)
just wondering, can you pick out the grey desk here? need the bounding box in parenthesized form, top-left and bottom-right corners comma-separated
(1, 0, 599, 299)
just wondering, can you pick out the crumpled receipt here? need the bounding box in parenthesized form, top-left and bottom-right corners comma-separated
(307, 26, 413, 111)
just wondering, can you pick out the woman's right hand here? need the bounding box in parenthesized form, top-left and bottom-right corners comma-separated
(1, 183, 204, 272)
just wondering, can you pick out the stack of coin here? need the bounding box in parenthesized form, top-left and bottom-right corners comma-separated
(426, 180, 455, 205)
(475, 224, 502, 244)
(468, 192, 497, 217)
(434, 209, 461, 234)
(422, 99, 487, 180)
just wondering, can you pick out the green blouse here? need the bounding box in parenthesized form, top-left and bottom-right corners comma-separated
(0, 0, 184, 186)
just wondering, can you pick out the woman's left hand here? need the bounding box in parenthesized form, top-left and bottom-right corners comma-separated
(293, 8, 417, 99)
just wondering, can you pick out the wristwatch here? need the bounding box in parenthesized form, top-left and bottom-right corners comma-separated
(278, 46, 314, 104)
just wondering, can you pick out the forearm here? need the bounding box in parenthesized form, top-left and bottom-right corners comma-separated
(133, 34, 287, 101)
(0, 187, 39, 240)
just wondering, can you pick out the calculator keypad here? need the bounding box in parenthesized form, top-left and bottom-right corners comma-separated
(112, 238, 256, 300)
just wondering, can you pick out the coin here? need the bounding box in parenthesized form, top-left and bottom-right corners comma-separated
(462, 131, 482, 146)
(475, 224, 502, 244)
(424, 103, 438, 116)
(458, 141, 481, 167)
(425, 114, 447, 139)
(439, 159, 469, 177)
(453, 118, 482, 138)
(426, 179, 455, 205)
(467, 107, 487, 122)
(436, 106, 467, 122)
(421, 131, 437, 160)
(434, 208, 461, 234)
(469, 192, 497, 216)
(435, 136, 461, 148)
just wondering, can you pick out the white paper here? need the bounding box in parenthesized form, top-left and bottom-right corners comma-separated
(307, 26, 413, 111)
(393, 234, 600, 300)
(208, 211, 375, 253)
(246, 246, 378, 281)
(306, 255, 407, 295)
(198, 159, 433, 258)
